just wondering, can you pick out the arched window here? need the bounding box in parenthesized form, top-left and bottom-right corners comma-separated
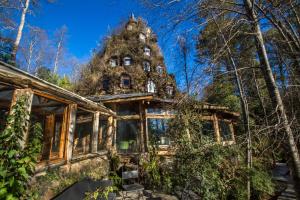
(147, 80, 156, 93)
(120, 74, 131, 88)
(110, 57, 118, 67)
(139, 33, 146, 42)
(144, 46, 151, 56)
(123, 56, 132, 66)
(143, 61, 151, 72)
(166, 86, 173, 96)
(156, 65, 163, 74)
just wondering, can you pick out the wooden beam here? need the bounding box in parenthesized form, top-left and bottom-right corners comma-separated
(91, 112, 100, 153)
(10, 88, 34, 149)
(102, 96, 153, 103)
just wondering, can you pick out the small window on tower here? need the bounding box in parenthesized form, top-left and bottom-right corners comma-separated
(143, 61, 151, 72)
(123, 56, 132, 66)
(157, 65, 163, 74)
(103, 79, 110, 91)
(127, 25, 133, 31)
(139, 33, 146, 42)
(147, 80, 156, 93)
(144, 47, 151, 56)
(166, 86, 173, 96)
(110, 57, 117, 67)
(121, 74, 131, 88)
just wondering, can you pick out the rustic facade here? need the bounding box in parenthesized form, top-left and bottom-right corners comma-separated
(0, 61, 114, 172)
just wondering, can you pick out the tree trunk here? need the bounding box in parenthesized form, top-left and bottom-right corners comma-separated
(244, 1, 300, 198)
(212, 15, 252, 199)
(11, 0, 30, 63)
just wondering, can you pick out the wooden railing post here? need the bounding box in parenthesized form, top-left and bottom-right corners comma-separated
(10, 88, 34, 149)
(91, 111, 100, 153)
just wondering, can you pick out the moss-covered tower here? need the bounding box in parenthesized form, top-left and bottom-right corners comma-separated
(77, 14, 177, 98)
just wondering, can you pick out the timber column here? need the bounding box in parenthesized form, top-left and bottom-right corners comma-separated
(213, 113, 221, 143)
(64, 104, 77, 162)
(106, 116, 116, 153)
(10, 88, 34, 149)
(91, 111, 100, 153)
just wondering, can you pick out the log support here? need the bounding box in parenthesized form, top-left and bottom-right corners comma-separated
(213, 113, 221, 143)
(91, 111, 100, 153)
(64, 104, 77, 162)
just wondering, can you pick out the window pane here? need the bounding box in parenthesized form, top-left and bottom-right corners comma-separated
(200, 120, 214, 139)
(219, 121, 232, 141)
(147, 118, 170, 146)
(98, 120, 108, 151)
(117, 120, 139, 153)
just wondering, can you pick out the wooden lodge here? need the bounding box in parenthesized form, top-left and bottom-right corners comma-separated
(0, 61, 239, 172)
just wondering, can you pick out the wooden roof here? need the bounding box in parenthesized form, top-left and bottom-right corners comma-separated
(0, 61, 115, 116)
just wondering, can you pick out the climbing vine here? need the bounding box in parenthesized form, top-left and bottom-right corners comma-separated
(0, 96, 43, 200)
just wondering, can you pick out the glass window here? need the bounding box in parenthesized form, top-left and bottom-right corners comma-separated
(123, 56, 132, 66)
(110, 58, 117, 67)
(139, 33, 146, 42)
(73, 121, 92, 155)
(103, 79, 110, 91)
(219, 120, 232, 141)
(143, 61, 151, 72)
(147, 80, 156, 93)
(157, 66, 163, 74)
(147, 118, 170, 146)
(166, 86, 173, 96)
(121, 75, 131, 88)
(98, 120, 108, 151)
(200, 120, 215, 138)
(117, 120, 139, 153)
(144, 47, 151, 56)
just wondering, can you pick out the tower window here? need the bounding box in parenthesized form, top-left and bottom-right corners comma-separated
(110, 57, 118, 67)
(139, 33, 146, 42)
(166, 86, 173, 96)
(123, 56, 132, 66)
(157, 65, 163, 74)
(147, 80, 156, 93)
(143, 61, 151, 72)
(121, 74, 131, 88)
(144, 47, 151, 56)
(103, 79, 110, 91)
(127, 25, 133, 31)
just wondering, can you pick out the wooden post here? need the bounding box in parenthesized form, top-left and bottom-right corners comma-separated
(98, 122, 103, 149)
(91, 111, 100, 153)
(213, 113, 221, 143)
(106, 116, 114, 151)
(229, 122, 235, 142)
(139, 101, 145, 152)
(64, 104, 77, 162)
(41, 114, 55, 160)
(10, 88, 34, 149)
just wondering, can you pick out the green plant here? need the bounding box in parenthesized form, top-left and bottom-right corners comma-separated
(0, 96, 43, 200)
(167, 100, 274, 199)
(85, 185, 117, 200)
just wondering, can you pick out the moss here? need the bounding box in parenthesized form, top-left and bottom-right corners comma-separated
(76, 17, 177, 98)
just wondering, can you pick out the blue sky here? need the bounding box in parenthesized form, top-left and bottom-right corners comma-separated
(27, 0, 179, 74)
